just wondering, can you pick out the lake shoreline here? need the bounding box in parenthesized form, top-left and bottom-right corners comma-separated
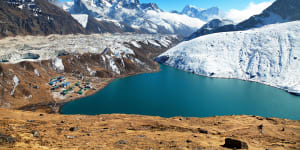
(57, 64, 162, 114)
(61, 64, 300, 120)
(161, 63, 300, 97)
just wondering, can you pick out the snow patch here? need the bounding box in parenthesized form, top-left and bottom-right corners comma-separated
(34, 69, 40, 77)
(10, 75, 20, 96)
(52, 57, 64, 72)
(106, 55, 120, 74)
(130, 41, 141, 48)
(87, 66, 96, 76)
(71, 14, 89, 28)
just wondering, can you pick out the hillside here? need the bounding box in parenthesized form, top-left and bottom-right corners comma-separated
(0, 108, 299, 149)
(0, 0, 86, 38)
(0, 33, 179, 111)
(156, 21, 300, 95)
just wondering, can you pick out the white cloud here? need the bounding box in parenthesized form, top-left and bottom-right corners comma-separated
(226, 1, 274, 23)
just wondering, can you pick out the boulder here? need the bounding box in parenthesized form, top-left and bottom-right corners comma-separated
(69, 127, 80, 132)
(0, 133, 16, 145)
(197, 128, 208, 134)
(116, 140, 128, 144)
(223, 138, 248, 149)
(31, 130, 40, 138)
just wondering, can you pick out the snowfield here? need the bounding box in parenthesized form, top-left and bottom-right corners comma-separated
(157, 21, 300, 95)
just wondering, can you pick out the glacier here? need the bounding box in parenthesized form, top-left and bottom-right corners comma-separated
(157, 21, 300, 95)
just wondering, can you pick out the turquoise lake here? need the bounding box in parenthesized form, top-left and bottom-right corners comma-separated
(61, 65, 300, 120)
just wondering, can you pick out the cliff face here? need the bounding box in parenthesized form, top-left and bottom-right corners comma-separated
(0, 0, 86, 38)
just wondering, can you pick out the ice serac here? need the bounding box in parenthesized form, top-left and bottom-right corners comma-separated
(156, 21, 300, 95)
(69, 0, 205, 36)
(187, 0, 300, 40)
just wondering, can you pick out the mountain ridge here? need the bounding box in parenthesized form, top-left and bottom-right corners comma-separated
(186, 0, 300, 40)
(68, 0, 206, 36)
(0, 0, 86, 38)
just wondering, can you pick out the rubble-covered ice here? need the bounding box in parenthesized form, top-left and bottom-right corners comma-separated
(0, 33, 177, 64)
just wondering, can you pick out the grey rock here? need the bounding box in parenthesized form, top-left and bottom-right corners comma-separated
(116, 140, 128, 145)
(197, 128, 208, 134)
(69, 127, 80, 132)
(223, 138, 248, 149)
(31, 130, 40, 138)
(65, 135, 76, 139)
(0, 133, 16, 145)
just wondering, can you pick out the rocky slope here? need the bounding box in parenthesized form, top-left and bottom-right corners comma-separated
(0, 0, 86, 38)
(68, 0, 206, 36)
(156, 21, 300, 95)
(0, 33, 180, 111)
(0, 108, 299, 149)
(187, 0, 300, 40)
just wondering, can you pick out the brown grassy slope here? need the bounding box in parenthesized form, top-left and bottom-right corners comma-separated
(0, 108, 299, 149)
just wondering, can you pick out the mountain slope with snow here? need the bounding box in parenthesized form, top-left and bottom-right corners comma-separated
(68, 0, 205, 36)
(156, 21, 300, 95)
(186, 19, 234, 40)
(181, 5, 223, 21)
(187, 0, 300, 40)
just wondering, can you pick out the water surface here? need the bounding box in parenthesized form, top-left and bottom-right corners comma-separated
(61, 65, 300, 120)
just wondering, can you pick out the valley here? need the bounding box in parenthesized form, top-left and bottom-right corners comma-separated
(0, 0, 299, 149)
(0, 33, 180, 112)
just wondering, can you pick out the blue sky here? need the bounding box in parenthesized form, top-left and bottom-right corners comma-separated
(59, 0, 272, 12)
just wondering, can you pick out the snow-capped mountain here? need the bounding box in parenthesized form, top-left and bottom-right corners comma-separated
(186, 19, 234, 40)
(71, 14, 140, 34)
(187, 0, 300, 40)
(68, 0, 206, 36)
(181, 5, 223, 21)
(156, 21, 300, 95)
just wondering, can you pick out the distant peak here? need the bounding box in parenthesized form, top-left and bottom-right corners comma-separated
(185, 5, 197, 8)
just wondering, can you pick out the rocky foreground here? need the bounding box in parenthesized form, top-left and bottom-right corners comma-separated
(0, 108, 299, 149)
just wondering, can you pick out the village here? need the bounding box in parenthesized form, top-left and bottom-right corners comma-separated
(48, 75, 96, 99)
